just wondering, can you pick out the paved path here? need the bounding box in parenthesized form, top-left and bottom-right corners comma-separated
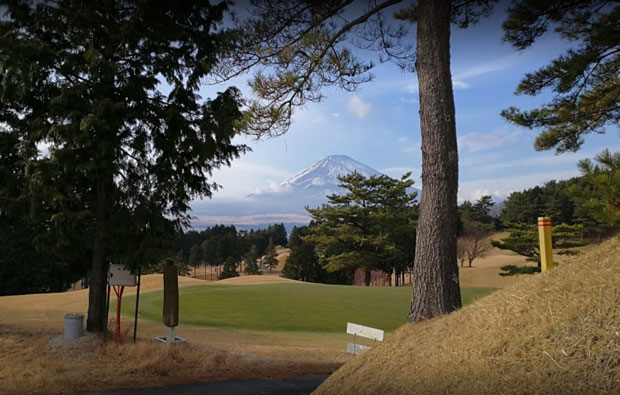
(73, 375, 328, 395)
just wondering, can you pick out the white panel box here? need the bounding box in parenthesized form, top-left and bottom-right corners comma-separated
(346, 322, 384, 341)
(109, 264, 136, 286)
(347, 342, 370, 356)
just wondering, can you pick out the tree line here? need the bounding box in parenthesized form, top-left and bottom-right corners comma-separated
(174, 223, 287, 280)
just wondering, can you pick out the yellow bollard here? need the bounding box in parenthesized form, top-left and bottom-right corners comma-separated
(537, 217, 554, 272)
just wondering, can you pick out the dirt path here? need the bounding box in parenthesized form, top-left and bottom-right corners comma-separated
(72, 375, 328, 395)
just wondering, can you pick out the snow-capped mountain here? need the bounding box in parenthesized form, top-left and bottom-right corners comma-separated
(191, 155, 419, 232)
(281, 154, 382, 191)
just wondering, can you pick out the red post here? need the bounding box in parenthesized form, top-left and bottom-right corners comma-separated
(113, 285, 125, 343)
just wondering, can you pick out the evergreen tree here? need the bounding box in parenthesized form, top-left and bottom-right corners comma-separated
(282, 226, 325, 283)
(492, 222, 585, 267)
(1, 124, 87, 294)
(492, 223, 540, 263)
(472, 195, 495, 225)
(218, 257, 239, 280)
(305, 172, 418, 285)
(244, 244, 260, 275)
(501, 187, 546, 225)
(189, 244, 202, 278)
(0, 1, 246, 332)
(263, 238, 279, 273)
(571, 149, 620, 228)
(267, 223, 288, 247)
(501, 1, 620, 153)
(175, 250, 190, 276)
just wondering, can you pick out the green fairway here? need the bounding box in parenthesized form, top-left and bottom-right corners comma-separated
(122, 283, 494, 332)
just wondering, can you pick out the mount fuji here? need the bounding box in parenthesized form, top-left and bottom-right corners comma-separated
(190, 155, 419, 232)
(256, 154, 383, 199)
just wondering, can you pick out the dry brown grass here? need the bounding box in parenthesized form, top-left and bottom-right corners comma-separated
(316, 237, 620, 395)
(0, 326, 339, 395)
(217, 274, 300, 285)
(0, 273, 347, 394)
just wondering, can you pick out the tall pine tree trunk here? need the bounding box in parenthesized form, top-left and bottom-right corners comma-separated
(87, 178, 111, 332)
(408, 0, 462, 323)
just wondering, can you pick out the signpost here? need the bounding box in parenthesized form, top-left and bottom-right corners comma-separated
(346, 322, 384, 356)
(106, 264, 141, 343)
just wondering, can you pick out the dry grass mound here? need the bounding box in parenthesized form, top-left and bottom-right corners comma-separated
(217, 274, 301, 285)
(316, 237, 620, 395)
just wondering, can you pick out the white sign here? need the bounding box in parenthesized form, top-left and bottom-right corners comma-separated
(347, 342, 370, 356)
(346, 322, 384, 341)
(108, 264, 136, 286)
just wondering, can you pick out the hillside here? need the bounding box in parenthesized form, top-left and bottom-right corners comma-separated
(316, 237, 620, 395)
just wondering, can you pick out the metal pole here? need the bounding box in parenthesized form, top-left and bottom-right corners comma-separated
(104, 281, 111, 339)
(133, 266, 142, 343)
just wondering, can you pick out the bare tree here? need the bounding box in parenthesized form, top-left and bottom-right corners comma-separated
(457, 237, 468, 267)
(458, 235, 491, 267)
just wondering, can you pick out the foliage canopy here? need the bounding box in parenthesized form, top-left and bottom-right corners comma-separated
(501, 0, 620, 152)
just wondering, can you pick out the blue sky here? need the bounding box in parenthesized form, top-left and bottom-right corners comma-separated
(193, 3, 618, 215)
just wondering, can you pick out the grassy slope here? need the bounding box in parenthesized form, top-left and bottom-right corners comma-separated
(122, 284, 494, 332)
(316, 237, 620, 395)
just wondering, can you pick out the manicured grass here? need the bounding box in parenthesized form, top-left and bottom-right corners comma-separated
(122, 283, 495, 333)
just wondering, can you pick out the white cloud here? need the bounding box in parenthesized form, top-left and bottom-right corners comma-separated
(452, 79, 470, 90)
(458, 129, 523, 153)
(458, 169, 580, 203)
(193, 213, 311, 226)
(205, 160, 291, 200)
(251, 181, 292, 195)
(346, 95, 372, 119)
(453, 53, 522, 81)
(404, 81, 418, 93)
(380, 166, 420, 179)
(465, 148, 600, 175)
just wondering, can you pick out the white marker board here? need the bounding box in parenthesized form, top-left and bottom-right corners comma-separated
(108, 264, 136, 286)
(347, 342, 370, 356)
(346, 322, 384, 341)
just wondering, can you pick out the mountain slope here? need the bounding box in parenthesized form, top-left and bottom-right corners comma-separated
(191, 155, 419, 230)
(281, 155, 382, 191)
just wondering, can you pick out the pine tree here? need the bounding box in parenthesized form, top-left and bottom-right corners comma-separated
(263, 238, 279, 273)
(501, 1, 620, 152)
(305, 172, 418, 285)
(189, 244, 202, 278)
(571, 149, 620, 228)
(244, 244, 260, 275)
(0, 1, 245, 332)
(492, 222, 585, 268)
(218, 257, 239, 280)
(282, 226, 325, 283)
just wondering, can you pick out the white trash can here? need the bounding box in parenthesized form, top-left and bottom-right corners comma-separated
(63, 313, 84, 340)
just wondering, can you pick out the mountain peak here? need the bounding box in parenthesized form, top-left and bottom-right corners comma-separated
(281, 154, 382, 190)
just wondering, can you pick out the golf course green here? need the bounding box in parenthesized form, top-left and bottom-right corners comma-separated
(121, 282, 494, 332)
